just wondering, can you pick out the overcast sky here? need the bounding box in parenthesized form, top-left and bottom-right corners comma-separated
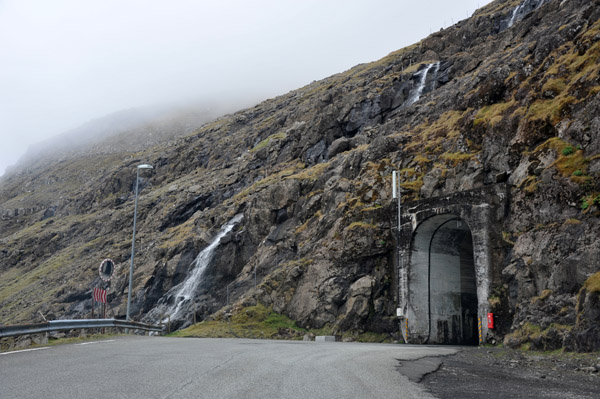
(0, 0, 494, 176)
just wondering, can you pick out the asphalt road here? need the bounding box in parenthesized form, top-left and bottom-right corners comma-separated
(0, 337, 457, 398)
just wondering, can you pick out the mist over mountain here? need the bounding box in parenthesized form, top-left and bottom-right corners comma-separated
(2, 1, 489, 178)
(9, 100, 254, 175)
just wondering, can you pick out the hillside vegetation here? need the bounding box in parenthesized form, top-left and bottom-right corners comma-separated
(1, 0, 599, 351)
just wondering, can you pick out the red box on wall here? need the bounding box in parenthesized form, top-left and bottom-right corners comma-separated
(487, 313, 494, 329)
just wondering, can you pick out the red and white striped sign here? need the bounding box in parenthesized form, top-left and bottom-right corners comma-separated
(93, 287, 107, 303)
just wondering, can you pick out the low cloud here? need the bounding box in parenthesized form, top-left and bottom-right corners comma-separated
(0, 0, 491, 176)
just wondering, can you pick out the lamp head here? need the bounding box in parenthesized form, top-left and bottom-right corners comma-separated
(137, 164, 153, 170)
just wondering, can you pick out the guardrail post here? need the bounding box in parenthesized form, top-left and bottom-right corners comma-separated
(1, 319, 164, 339)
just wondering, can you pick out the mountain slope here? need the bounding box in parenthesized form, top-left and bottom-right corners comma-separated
(1, 0, 599, 351)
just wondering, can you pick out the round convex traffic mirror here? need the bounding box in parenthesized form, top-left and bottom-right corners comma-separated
(99, 258, 115, 282)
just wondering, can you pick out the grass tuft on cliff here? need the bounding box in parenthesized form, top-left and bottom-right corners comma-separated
(170, 303, 394, 343)
(583, 271, 600, 293)
(170, 304, 307, 339)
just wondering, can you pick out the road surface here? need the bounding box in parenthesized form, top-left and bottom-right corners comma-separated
(0, 337, 456, 398)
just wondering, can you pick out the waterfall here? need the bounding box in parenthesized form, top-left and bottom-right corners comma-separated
(405, 62, 440, 107)
(508, 0, 551, 28)
(161, 213, 243, 321)
(507, 3, 523, 28)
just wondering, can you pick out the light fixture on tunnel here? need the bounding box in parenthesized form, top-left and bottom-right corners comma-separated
(457, 219, 462, 228)
(126, 163, 154, 325)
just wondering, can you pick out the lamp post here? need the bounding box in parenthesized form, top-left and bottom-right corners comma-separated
(126, 164, 153, 324)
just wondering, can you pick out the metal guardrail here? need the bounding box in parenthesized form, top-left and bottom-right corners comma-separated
(0, 318, 164, 338)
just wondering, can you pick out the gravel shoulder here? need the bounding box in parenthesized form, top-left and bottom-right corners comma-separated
(414, 347, 600, 399)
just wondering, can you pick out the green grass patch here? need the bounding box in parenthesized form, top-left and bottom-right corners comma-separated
(525, 96, 577, 125)
(360, 204, 383, 212)
(580, 192, 600, 212)
(399, 167, 416, 177)
(307, 189, 323, 199)
(250, 132, 288, 153)
(0, 249, 72, 304)
(158, 217, 195, 250)
(475, 0, 521, 18)
(347, 221, 378, 230)
(581, 198, 590, 210)
(506, 322, 542, 341)
(295, 219, 310, 234)
(341, 331, 392, 343)
(441, 151, 477, 167)
(473, 102, 515, 127)
(233, 162, 304, 202)
(583, 271, 600, 293)
(529, 137, 568, 154)
(529, 137, 590, 181)
(400, 175, 424, 197)
(531, 289, 552, 304)
(286, 162, 331, 182)
(562, 146, 575, 156)
(171, 304, 307, 339)
(542, 78, 567, 95)
(519, 176, 538, 195)
(555, 150, 589, 178)
(413, 154, 431, 164)
(402, 60, 438, 75)
(507, 322, 574, 351)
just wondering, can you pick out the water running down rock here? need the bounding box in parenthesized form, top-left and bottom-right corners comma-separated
(507, 3, 524, 28)
(507, 0, 551, 28)
(405, 62, 440, 107)
(146, 214, 243, 325)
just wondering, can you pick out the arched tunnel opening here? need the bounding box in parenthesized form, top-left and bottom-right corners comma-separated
(407, 214, 479, 345)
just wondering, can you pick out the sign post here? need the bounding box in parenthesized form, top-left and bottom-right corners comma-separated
(92, 259, 115, 331)
(99, 259, 115, 282)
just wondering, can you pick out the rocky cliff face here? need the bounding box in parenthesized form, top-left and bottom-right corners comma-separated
(1, 0, 599, 351)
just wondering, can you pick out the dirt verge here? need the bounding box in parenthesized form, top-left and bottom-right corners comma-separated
(417, 347, 599, 399)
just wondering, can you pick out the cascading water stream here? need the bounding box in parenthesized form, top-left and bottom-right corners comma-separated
(508, 0, 551, 28)
(162, 213, 243, 321)
(405, 62, 440, 107)
(507, 3, 523, 28)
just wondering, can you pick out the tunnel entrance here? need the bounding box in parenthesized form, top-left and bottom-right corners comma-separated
(407, 214, 478, 345)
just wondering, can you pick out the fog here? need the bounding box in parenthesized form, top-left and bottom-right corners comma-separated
(0, 0, 493, 176)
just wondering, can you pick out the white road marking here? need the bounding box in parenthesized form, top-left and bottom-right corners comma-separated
(0, 347, 50, 356)
(75, 339, 116, 346)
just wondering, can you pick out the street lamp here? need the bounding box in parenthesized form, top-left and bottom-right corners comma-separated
(126, 164, 153, 324)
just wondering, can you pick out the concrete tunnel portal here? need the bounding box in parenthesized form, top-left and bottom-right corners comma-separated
(408, 214, 478, 345)
(396, 184, 508, 345)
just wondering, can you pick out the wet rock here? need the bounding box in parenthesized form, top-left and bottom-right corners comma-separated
(305, 139, 327, 165)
